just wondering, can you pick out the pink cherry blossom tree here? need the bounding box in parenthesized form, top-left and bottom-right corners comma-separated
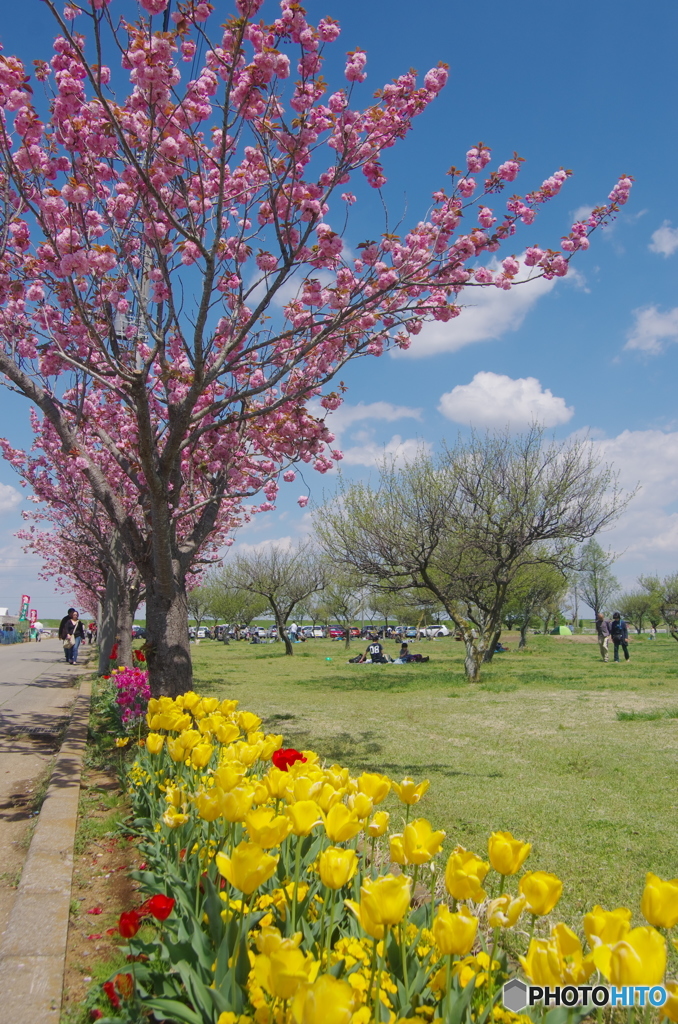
(0, 0, 631, 695)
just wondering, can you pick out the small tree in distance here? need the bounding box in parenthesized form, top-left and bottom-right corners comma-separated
(578, 540, 620, 617)
(222, 543, 326, 655)
(316, 428, 630, 682)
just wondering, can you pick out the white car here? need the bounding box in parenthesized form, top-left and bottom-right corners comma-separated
(423, 624, 451, 637)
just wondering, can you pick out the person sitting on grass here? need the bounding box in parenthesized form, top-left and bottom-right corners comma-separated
(396, 642, 429, 664)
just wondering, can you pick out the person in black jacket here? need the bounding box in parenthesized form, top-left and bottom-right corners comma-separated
(58, 608, 85, 664)
(610, 611, 630, 663)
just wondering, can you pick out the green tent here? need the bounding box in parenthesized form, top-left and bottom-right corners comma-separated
(551, 625, 573, 635)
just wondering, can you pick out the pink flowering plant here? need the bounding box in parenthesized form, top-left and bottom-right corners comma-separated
(0, 0, 632, 698)
(112, 666, 151, 730)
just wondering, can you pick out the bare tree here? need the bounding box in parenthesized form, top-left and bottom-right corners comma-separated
(315, 428, 630, 682)
(578, 540, 619, 617)
(223, 545, 327, 655)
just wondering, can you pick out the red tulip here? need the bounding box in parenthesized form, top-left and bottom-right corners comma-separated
(118, 909, 142, 938)
(271, 748, 307, 772)
(140, 894, 175, 921)
(102, 981, 120, 1010)
(114, 973, 134, 999)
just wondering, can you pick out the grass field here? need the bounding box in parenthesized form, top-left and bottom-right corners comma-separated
(191, 630, 678, 927)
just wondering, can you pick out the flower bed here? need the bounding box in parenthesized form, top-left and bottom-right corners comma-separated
(91, 688, 678, 1022)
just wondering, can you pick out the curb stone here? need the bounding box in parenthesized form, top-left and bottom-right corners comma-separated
(0, 676, 92, 1022)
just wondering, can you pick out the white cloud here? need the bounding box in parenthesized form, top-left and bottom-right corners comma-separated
(313, 400, 422, 433)
(391, 256, 560, 359)
(649, 220, 678, 257)
(438, 371, 574, 431)
(0, 483, 21, 514)
(587, 430, 678, 569)
(625, 305, 678, 354)
(340, 434, 431, 467)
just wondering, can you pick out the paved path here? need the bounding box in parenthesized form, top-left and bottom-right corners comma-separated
(0, 638, 94, 1024)
(0, 639, 90, 962)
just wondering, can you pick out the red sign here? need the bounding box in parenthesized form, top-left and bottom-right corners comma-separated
(29, 609, 38, 623)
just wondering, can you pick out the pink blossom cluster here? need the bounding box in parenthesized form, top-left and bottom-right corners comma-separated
(0, 0, 633, 681)
(113, 668, 151, 729)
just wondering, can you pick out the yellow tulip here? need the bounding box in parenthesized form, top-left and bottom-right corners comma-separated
(519, 938, 563, 987)
(488, 831, 531, 876)
(168, 712, 192, 732)
(348, 792, 374, 820)
(260, 733, 284, 760)
(318, 847, 359, 890)
(146, 733, 164, 755)
(220, 785, 255, 823)
(178, 691, 201, 711)
(325, 765, 350, 790)
(402, 818, 446, 865)
(392, 777, 430, 806)
(214, 763, 245, 791)
(147, 697, 160, 716)
(487, 894, 526, 928)
(213, 721, 240, 744)
(162, 807, 189, 829)
(167, 736, 186, 762)
(292, 775, 324, 803)
(190, 742, 214, 768)
(245, 807, 293, 848)
(583, 904, 632, 947)
(215, 841, 279, 895)
(164, 785, 183, 807)
(199, 697, 220, 714)
(265, 767, 293, 800)
(389, 834, 407, 866)
(254, 947, 318, 1001)
(594, 926, 666, 986)
(237, 710, 262, 734)
(255, 925, 302, 955)
(360, 873, 411, 928)
(433, 904, 478, 956)
(345, 897, 384, 940)
(357, 772, 391, 805)
(218, 698, 239, 716)
(641, 872, 678, 929)
(324, 803, 362, 843)
(551, 923, 595, 985)
(316, 783, 344, 813)
(291, 974, 356, 1024)
(194, 788, 222, 822)
(287, 800, 324, 836)
(367, 811, 390, 837)
(519, 871, 563, 916)
(178, 728, 202, 751)
(444, 847, 490, 902)
(660, 982, 678, 1022)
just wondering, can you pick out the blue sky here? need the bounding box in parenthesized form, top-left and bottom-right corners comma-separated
(0, 0, 676, 617)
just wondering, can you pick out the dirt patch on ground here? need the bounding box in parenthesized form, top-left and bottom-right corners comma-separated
(61, 769, 141, 1023)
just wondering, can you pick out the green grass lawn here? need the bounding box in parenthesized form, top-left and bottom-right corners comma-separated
(191, 631, 678, 926)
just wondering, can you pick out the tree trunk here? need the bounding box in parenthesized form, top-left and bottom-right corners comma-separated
(98, 569, 119, 676)
(116, 590, 133, 668)
(482, 629, 502, 663)
(519, 622, 529, 649)
(275, 616, 294, 656)
(144, 576, 193, 696)
(464, 638, 482, 682)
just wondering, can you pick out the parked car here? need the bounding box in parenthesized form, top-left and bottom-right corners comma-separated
(132, 625, 147, 638)
(350, 627, 361, 638)
(310, 625, 326, 638)
(300, 626, 315, 638)
(423, 624, 450, 637)
(196, 627, 213, 639)
(328, 625, 346, 639)
(405, 627, 419, 638)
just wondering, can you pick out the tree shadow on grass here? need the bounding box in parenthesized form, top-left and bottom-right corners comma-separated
(296, 670, 467, 693)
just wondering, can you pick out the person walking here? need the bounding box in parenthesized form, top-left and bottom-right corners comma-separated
(58, 608, 85, 664)
(610, 611, 630, 663)
(595, 612, 611, 663)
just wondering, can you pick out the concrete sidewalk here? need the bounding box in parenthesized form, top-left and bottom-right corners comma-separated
(0, 639, 94, 1021)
